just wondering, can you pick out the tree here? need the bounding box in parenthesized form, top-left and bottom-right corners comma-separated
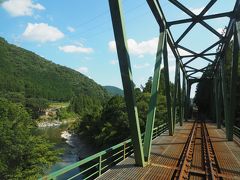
(0, 98, 61, 179)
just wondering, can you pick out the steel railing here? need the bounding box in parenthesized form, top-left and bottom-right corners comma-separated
(40, 123, 167, 180)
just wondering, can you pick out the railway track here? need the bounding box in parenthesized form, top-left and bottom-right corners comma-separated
(172, 121, 222, 180)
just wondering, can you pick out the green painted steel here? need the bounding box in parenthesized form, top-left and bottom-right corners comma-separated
(143, 31, 166, 162)
(109, 0, 145, 166)
(228, 24, 239, 141)
(214, 71, 221, 129)
(220, 55, 230, 140)
(182, 75, 186, 122)
(178, 69, 183, 126)
(173, 60, 179, 131)
(217, 69, 222, 129)
(40, 124, 167, 180)
(163, 35, 173, 136)
(186, 81, 191, 120)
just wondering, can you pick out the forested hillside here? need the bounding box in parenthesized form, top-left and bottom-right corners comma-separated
(0, 37, 109, 103)
(104, 86, 124, 96)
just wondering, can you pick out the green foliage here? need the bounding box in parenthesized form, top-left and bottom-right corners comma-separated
(68, 94, 102, 116)
(0, 37, 109, 104)
(0, 98, 61, 179)
(104, 86, 124, 96)
(73, 70, 173, 148)
(56, 107, 76, 121)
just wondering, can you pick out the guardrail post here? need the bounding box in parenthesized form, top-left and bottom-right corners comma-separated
(123, 143, 126, 160)
(99, 155, 102, 176)
(143, 30, 166, 162)
(109, 0, 145, 166)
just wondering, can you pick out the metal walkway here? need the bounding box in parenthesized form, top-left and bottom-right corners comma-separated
(97, 122, 240, 179)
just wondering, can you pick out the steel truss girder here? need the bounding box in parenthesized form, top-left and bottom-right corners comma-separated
(168, 12, 233, 27)
(169, 0, 222, 45)
(109, 0, 145, 166)
(147, 0, 187, 77)
(143, 31, 166, 162)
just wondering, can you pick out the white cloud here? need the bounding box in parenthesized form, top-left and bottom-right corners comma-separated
(108, 37, 158, 57)
(110, 60, 117, 65)
(190, 7, 204, 15)
(216, 28, 226, 36)
(177, 48, 192, 56)
(2, 0, 45, 17)
(133, 63, 150, 69)
(22, 23, 64, 43)
(67, 26, 75, 32)
(76, 67, 88, 74)
(59, 45, 93, 54)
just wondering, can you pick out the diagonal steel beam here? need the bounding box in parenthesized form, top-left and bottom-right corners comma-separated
(109, 0, 145, 167)
(147, 0, 188, 78)
(183, 40, 222, 66)
(163, 35, 174, 136)
(143, 31, 166, 162)
(168, 12, 232, 26)
(181, 53, 217, 58)
(169, 0, 222, 42)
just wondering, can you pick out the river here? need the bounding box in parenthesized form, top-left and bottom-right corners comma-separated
(37, 123, 95, 179)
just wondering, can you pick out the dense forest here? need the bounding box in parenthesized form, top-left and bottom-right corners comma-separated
(103, 85, 124, 96)
(72, 71, 176, 149)
(194, 42, 240, 127)
(0, 37, 109, 118)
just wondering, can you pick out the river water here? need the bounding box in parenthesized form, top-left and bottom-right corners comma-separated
(37, 123, 95, 179)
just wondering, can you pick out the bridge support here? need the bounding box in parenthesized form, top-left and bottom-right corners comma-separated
(186, 81, 191, 121)
(228, 21, 239, 140)
(143, 31, 166, 162)
(178, 69, 183, 126)
(173, 60, 179, 132)
(182, 75, 186, 122)
(214, 70, 221, 129)
(217, 70, 222, 129)
(109, 0, 145, 166)
(163, 36, 173, 136)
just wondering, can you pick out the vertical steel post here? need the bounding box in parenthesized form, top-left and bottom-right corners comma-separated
(182, 74, 186, 122)
(109, 0, 145, 166)
(217, 69, 222, 129)
(163, 35, 173, 136)
(228, 22, 240, 140)
(173, 60, 179, 131)
(214, 74, 220, 127)
(143, 31, 166, 162)
(186, 80, 191, 120)
(178, 70, 182, 126)
(220, 55, 230, 140)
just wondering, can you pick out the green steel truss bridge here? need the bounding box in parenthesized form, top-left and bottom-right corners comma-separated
(41, 0, 240, 179)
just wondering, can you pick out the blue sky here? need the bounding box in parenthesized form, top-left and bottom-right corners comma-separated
(0, 0, 236, 97)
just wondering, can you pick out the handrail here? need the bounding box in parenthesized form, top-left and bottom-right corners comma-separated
(234, 125, 240, 139)
(40, 123, 167, 180)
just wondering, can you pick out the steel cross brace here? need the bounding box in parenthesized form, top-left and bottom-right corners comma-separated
(147, 0, 187, 78)
(169, 0, 222, 45)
